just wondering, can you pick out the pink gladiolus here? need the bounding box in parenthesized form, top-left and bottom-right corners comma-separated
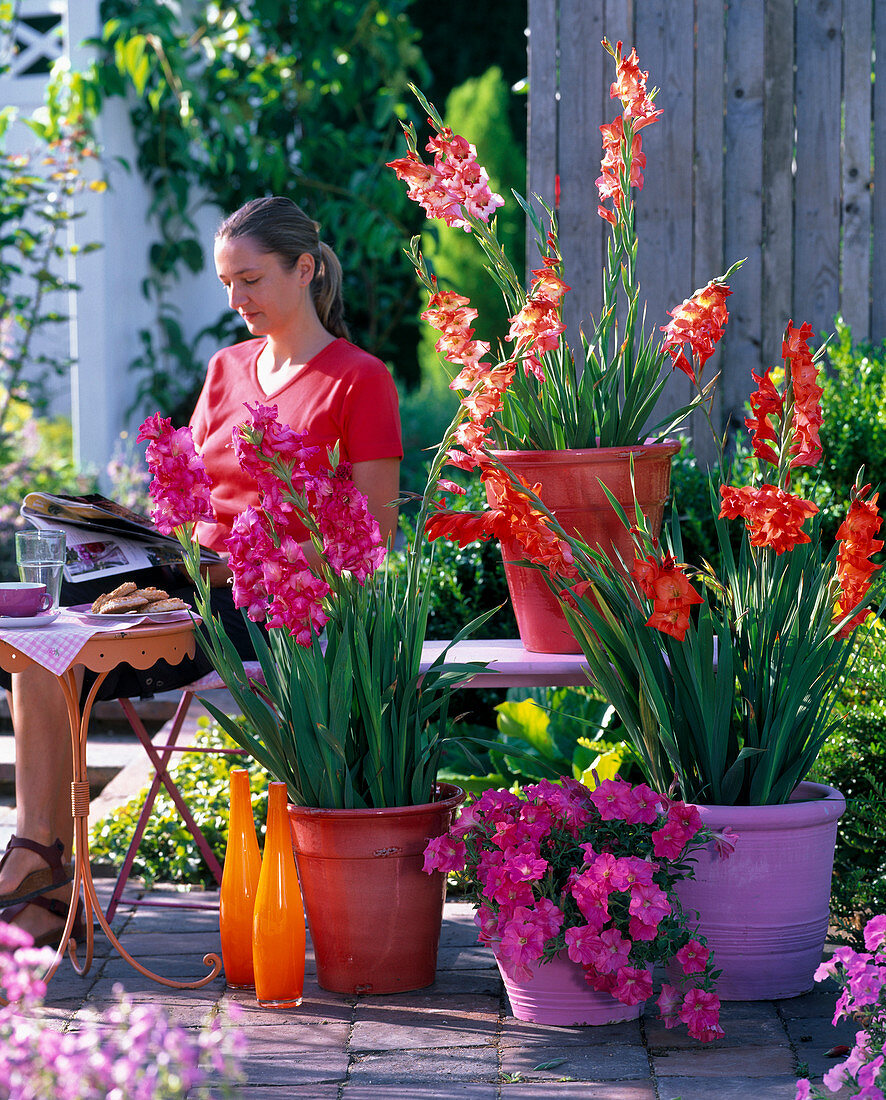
(138, 413, 216, 534)
(311, 462, 386, 583)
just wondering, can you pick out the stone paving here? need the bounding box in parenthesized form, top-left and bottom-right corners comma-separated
(0, 697, 857, 1097)
(25, 883, 853, 1099)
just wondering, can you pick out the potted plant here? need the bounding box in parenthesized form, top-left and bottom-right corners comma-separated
(138, 404, 492, 995)
(476, 319, 883, 1000)
(424, 775, 722, 1037)
(387, 39, 741, 653)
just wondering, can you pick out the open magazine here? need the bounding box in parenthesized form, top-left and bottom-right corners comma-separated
(20, 492, 221, 584)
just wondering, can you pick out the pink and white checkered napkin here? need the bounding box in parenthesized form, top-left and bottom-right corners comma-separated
(0, 609, 151, 676)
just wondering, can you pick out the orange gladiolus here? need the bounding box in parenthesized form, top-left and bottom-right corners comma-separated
(719, 484, 818, 555)
(745, 369, 784, 466)
(834, 486, 884, 637)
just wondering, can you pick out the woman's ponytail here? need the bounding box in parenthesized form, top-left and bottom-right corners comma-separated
(312, 242, 348, 340)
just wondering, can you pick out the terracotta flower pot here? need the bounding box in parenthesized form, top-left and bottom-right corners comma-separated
(486, 442, 680, 653)
(674, 781, 845, 1000)
(496, 950, 642, 1025)
(287, 784, 465, 995)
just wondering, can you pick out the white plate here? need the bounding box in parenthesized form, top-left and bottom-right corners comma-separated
(0, 610, 62, 629)
(69, 604, 192, 624)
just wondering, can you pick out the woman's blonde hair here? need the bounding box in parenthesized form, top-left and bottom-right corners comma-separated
(216, 196, 349, 339)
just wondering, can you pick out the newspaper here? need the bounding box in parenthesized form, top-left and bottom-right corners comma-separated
(20, 492, 221, 584)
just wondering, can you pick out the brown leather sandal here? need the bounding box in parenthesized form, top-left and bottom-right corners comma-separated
(0, 836, 73, 907)
(1, 895, 86, 950)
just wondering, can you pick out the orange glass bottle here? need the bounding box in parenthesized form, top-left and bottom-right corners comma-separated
(253, 781, 306, 1007)
(219, 768, 262, 988)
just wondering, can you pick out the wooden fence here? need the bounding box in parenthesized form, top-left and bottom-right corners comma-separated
(526, 0, 886, 454)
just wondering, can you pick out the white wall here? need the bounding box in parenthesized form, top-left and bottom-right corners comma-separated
(4, 0, 226, 485)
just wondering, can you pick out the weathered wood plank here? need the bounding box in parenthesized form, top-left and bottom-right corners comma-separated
(721, 0, 765, 434)
(634, 2, 695, 430)
(841, 1, 874, 341)
(793, 0, 842, 337)
(527, 0, 558, 263)
(557, 0, 606, 337)
(761, 0, 794, 367)
(524, 0, 879, 450)
(692, 0, 726, 460)
(871, 0, 886, 340)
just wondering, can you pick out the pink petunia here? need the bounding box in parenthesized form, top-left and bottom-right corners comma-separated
(496, 915, 546, 983)
(675, 939, 710, 976)
(422, 833, 466, 874)
(588, 777, 637, 822)
(657, 983, 683, 1029)
(628, 882, 671, 929)
(611, 966, 653, 1006)
(678, 987, 723, 1043)
(864, 914, 886, 953)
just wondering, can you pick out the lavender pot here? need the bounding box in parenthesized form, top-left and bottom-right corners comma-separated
(674, 781, 845, 1000)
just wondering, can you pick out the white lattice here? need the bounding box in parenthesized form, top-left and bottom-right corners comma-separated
(2, 0, 65, 79)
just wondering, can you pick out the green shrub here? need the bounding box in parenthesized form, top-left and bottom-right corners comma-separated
(396, 474, 516, 641)
(810, 706, 886, 949)
(810, 621, 886, 947)
(89, 720, 268, 888)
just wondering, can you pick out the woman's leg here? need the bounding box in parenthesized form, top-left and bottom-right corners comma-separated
(1, 665, 78, 940)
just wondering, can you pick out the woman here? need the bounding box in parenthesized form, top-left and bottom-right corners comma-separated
(0, 196, 402, 946)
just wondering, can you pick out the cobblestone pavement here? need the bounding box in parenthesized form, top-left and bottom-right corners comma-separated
(25, 885, 851, 1100)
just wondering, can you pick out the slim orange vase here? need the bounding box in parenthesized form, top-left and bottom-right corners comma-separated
(219, 768, 262, 988)
(253, 781, 306, 1008)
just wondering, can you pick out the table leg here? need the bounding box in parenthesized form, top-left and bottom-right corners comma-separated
(44, 667, 223, 990)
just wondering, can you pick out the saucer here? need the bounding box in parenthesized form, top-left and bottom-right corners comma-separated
(0, 610, 61, 629)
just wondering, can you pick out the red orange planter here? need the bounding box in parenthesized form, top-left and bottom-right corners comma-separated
(486, 442, 680, 653)
(287, 784, 465, 995)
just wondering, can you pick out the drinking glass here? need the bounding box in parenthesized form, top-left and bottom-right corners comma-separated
(15, 530, 66, 612)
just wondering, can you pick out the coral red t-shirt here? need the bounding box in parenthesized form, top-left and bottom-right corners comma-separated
(189, 337, 402, 551)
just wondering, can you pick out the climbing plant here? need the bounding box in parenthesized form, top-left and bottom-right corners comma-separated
(72, 0, 427, 419)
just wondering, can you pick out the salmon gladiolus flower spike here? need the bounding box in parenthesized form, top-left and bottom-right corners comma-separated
(660, 279, 732, 383)
(596, 38, 662, 224)
(387, 117, 504, 231)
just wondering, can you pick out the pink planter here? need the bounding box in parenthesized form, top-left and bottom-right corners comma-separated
(496, 951, 642, 1025)
(674, 781, 845, 1000)
(486, 442, 680, 653)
